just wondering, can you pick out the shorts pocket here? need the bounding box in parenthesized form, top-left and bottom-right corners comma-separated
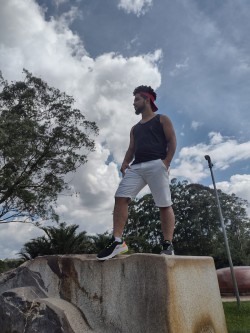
(160, 159, 168, 170)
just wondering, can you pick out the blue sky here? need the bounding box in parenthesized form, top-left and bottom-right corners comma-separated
(0, 0, 250, 258)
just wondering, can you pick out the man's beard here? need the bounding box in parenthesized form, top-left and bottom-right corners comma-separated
(135, 104, 146, 115)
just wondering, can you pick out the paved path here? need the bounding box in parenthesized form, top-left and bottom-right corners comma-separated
(222, 295, 250, 302)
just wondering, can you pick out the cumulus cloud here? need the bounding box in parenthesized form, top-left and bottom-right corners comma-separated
(172, 132, 250, 182)
(118, 0, 153, 16)
(171, 132, 250, 216)
(0, 0, 87, 82)
(216, 174, 250, 200)
(216, 175, 250, 215)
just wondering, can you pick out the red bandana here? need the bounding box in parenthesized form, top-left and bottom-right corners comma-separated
(139, 92, 158, 112)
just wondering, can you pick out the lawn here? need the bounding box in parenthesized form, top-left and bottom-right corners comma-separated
(223, 301, 250, 333)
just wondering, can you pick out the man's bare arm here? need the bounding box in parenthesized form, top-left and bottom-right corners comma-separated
(160, 115, 177, 169)
(120, 127, 135, 176)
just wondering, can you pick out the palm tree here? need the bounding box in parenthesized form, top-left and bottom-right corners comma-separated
(89, 232, 111, 253)
(19, 236, 51, 260)
(19, 222, 94, 260)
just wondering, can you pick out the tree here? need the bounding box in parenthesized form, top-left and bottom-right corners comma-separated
(0, 70, 98, 224)
(0, 258, 23, 273)
(19, 222, 93, 260)
(89, 232, 113, 253)
(172, 180, 250, 266)
(124, 194, 162, 253)
(171, 180, 220, 257)
(123, 179, 250, 267)
(19, 226, 114, 260)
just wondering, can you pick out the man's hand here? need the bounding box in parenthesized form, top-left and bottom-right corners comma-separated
(162, 159, 170, 171)
(119, 127, 135, 177)
(120, 162, 130, 176)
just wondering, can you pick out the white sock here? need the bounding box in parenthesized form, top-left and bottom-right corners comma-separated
(115, 237, 122, 243)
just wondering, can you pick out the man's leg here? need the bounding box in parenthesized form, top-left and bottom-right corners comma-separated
(96, 197, 130, 260)
(97, 165, 145, 260)
(113, 197, 130, 237)
(160, 206, 175, 241)
(160, 206, 175, 255)
(144, 160, 174, 239)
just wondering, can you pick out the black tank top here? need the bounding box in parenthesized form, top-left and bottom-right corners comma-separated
(132, 114, 167, 164)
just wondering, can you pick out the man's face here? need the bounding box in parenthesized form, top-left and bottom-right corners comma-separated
(133, 93, 146, 115)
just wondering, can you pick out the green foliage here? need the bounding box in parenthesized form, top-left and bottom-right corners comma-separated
(19, 222, 94, 260)
(124, 194, 162, 253)
(0, 258, 23, 273)
(18, 178, 250, 264)
(89, 232, 112, 253)
(223, 301, 250, 332)
(172, 180, 250, 267)
(0, 69, 98, 224)
(171, 181, 219, 256)
(124, 179, 250, 267)
(19, 224, 113, 260)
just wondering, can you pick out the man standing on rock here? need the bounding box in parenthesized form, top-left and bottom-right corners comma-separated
(97, 85, 177, 260)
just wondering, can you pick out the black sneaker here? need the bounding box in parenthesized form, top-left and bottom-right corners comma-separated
(97, 237, 128, 261)
(160, 240, 174, 255)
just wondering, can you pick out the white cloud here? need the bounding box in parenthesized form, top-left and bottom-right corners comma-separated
(56, 5, 83, 26)
(216, 175, 250, 215)
(55, 143, 121, 234)
(171, 132, 250, 217)
(0, 222, 44, 259)
(216, 174, 250, 201)
(172, 132, 250, 182)
(169, 57, 189, 77)
(53, 0, 69, 7)
(0, 0, 87, 81)
(208, 132, 224, 145)
(118, 0, 153, 16)
(191, 121, 203, 130)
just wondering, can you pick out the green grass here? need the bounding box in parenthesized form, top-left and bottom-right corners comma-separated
(223, 301, 250, 333)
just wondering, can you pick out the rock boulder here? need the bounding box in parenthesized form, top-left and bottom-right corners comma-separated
(0, 254, 228, 333)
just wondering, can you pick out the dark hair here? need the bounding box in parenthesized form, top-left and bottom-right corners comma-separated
(133, 85, 157, 100)
(133, 86, 157, 110)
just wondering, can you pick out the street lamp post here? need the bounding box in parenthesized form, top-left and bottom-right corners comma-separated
(204, 155, 240, 307)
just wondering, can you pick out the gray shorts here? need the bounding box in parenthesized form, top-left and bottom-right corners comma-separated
(115, 159, 172, 207)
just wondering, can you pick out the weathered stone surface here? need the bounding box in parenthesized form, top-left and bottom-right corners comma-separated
(0, 254, 227, 333)
(0, 270, 92, 333)
(0, 287, 74, 333)
(217, 266, 250, 295)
